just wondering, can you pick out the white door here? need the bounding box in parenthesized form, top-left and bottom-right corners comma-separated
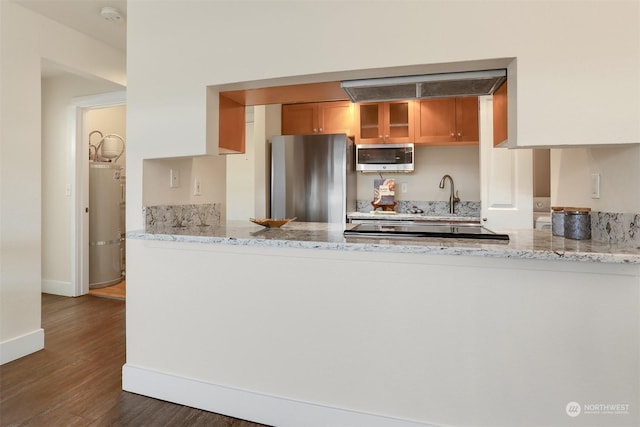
(479, 96, 533, 229)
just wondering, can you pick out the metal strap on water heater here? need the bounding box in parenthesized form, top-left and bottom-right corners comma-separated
(90, 238, 122, 246)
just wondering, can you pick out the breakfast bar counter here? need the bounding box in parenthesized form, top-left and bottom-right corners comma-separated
(129, 221, 640, 265)
(126, 220, 640, 427)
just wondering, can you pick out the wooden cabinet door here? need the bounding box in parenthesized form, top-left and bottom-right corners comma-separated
(414, 98, 457, 144)
(414, 97, 478, 145)
(355, 101, 413, 144)
(455, 97, 479, 143)
(355, 102, 385, 143)
(383, 101, 413, 143)
(493, 81, 508, 146)
(318, 101, 354, 135)
(282, 103, 317, 135)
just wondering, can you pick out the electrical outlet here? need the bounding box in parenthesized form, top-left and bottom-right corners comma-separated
(591, 173, 600, 199)
(170, 169, 180, 188)
(193, 177, 201, 196)
(65, 184, 71, 196)
(401, 183, 408, 193)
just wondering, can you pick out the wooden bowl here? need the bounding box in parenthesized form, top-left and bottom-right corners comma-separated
(249, 218, 295, 228)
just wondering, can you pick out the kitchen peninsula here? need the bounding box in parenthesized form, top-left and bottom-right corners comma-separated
(127, 219, 639, 427)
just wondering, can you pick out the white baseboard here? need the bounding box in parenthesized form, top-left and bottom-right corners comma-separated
(0, 328, 44, 365)
(122, 364, 436, 427)
(42, 279, 74, 297)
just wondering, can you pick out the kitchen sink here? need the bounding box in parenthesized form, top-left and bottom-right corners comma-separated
(344, 223, 510, 241)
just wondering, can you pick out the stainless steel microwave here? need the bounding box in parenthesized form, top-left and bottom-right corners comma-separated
(355, 143, 414, 172)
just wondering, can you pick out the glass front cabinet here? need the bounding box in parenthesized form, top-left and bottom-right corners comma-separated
(355, 100, 413, 144)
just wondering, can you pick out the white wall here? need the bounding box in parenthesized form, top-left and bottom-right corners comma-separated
(190, 156, 226, 212)
(40, 75, 124, 296)
(0, 1, 125, 364)
(126, 240, 640, 427)
(226, 106, 269, 220)
(142, 158, 193, 207)
(356, 146, 480, 203)
(128, 0, 639, 231)
(143, 156, 226, 210)
(533, 149, 551, 198)
(551, 145, 640, 212)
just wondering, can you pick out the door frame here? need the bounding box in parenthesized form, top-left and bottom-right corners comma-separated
(478, 95, 533, 228)
(70, 91, 126, 297)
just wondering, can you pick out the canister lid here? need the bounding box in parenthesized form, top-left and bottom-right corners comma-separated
(564, 207, 591, 214)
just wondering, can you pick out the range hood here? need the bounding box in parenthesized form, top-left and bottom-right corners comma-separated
(340, 69, 507, 102)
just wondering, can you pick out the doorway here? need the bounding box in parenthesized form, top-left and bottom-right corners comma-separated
(40, 66, 126, 298)
(85, 105, 127, 300)
(70, 91, 126, 297)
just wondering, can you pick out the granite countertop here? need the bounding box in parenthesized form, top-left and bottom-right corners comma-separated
(129, 221, 640, 265)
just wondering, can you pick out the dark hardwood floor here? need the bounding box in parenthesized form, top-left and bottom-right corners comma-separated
(0, 293, 269, 427)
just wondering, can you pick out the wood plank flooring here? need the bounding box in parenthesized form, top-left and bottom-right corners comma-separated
(88, 279, 126, 301)
(0, 294, 269, 427)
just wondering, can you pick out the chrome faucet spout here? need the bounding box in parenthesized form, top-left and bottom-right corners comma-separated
(438, 174, 459, 214)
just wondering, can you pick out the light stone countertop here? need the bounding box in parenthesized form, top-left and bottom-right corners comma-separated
(128, 221, 640, 265)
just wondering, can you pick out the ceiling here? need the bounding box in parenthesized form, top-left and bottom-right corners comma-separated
(13, 0, 127, 52)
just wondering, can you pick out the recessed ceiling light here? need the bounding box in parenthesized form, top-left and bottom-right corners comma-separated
(100, 6, 124, 23)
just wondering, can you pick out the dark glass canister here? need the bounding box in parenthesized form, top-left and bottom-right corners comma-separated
(564, 209, 591, 240)
(551, 207, 565, 236)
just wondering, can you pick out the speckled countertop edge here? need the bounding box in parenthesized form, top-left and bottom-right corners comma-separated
(128, 221, 640, 265)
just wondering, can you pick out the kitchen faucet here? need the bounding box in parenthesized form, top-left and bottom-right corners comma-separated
(439, 174, 460, 215)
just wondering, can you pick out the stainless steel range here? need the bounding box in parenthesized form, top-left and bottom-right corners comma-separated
(344, 223, 510, 241)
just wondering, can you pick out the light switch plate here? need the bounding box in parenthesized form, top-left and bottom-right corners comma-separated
(591, 173, 600, 199)
(170, 168, 180, 188)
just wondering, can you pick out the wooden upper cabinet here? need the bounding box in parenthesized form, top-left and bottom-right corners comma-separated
(282, 101, 353, 136)
(355, 100, 413, 144)
(414, 97, 479, 145)
(318, 101, 354, 135)
(493, 81, 508, 146)
(282, 103, 316, 135)
(456, 97, 480, 142)
(414, 98, 456, 144)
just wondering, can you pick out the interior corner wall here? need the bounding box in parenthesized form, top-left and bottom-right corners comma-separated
(0, 0, 125, 364)
(550, 145, 640, 213)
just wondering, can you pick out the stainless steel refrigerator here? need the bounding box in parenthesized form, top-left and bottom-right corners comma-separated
(271, 134, 356, 224)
